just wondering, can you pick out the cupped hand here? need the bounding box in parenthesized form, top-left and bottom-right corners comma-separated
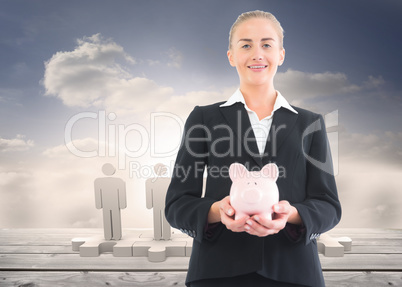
(218, 196, 250, 233)
(244, 200, 296, 237)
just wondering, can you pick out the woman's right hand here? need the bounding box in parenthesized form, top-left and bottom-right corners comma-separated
(209, 196, 250, 233)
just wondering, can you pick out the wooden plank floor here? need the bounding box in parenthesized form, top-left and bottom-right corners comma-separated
(0, 228, 401, 286)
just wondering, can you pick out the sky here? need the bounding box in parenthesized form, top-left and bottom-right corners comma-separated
(0, 0, 401, 230)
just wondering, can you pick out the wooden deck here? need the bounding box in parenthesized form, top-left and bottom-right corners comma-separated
(0, 228, 401, 286)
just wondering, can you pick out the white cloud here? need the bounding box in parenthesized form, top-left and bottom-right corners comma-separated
(147, 59, 161, 66)
(334, 129, 402, 228)
(275, 69, 361, 101)
(0, 134, 34, 152)
(43, 137, 99, 158)
(44, 34, 390, 120)
(165, 47, 182, 68)
(339, 130, 402, 166)
(157, 87, 235, 118)
(336, 160, 402, 229)
(42, 33, 175, 116)
(363, 75, 385, 89)
(0, 170, 31, 187)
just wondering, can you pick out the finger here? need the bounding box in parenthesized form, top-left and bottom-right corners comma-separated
(273, 201, 290, 214)
(252, 215, 286, 232)
(245, 219, 277, 237)
(221, 211, 249, 232)
(220, 196, 235, 217)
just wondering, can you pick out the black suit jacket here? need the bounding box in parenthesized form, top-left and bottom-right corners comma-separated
(165, 102, 341, 287)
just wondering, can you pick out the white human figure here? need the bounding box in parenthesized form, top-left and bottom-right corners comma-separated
(94, 163, 126, 240)
(146, 164, 172, 240)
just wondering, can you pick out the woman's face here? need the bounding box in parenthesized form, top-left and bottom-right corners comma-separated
(227, 18, 285, 89)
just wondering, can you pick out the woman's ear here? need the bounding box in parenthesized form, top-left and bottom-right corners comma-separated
(227, 50, 236, 67)
(279, 48, 285, 66)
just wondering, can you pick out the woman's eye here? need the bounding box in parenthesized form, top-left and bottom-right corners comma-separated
(242, 44, 251, 49)
(263, 44, 271, 48)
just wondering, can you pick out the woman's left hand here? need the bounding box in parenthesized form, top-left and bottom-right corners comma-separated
(244, 200, 301, 237)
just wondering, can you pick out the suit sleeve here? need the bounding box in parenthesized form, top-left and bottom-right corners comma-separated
(292, 114, 342, 245)
(165, 106, 217, 243)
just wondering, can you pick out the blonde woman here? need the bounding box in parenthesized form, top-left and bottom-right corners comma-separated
(166, 10, 341, 287)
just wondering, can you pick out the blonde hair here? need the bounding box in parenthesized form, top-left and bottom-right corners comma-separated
(228, 10, 284, 50)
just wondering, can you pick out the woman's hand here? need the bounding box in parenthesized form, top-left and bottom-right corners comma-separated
(244, 200, 302, 237)
(208, 196, 250, 233)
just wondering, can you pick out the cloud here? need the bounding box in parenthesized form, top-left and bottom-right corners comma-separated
(43, 137, 99, 158)
(336, 159, 402, 229)
(42, 33, 175, 116)
(334, 129, 402, 228)
(0, 168, 38, 228)
(339, 130, 402, 166)
(0, 134, 34, 152)
(157, 87, 234, 118)
(0, 138, 112, 228)
(165, 47, 182, 68)
(0, 170, 31, 188)
(363, 75, 385, 89)
(275, 69, 361, 101)
(43, 33, 391, 121)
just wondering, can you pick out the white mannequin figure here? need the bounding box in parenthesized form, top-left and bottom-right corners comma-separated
(145, 164, 172, 240)
(94, 163, 127, 240)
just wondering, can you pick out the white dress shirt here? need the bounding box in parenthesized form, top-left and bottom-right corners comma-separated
(220, 88, 298, 155)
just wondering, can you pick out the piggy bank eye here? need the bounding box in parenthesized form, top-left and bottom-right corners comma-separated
(254, 182, 257, 185)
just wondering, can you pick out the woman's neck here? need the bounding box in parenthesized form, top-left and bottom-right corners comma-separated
(240, 84, 277, 119)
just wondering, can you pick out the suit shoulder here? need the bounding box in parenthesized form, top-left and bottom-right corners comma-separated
(185, 102, 226, 124)
(292, 105, 323, 121)
(196, 101, 226, 111)
(191, 101, 226, 118)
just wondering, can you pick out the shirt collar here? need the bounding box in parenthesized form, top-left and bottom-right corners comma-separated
(220, 88, 298, 115)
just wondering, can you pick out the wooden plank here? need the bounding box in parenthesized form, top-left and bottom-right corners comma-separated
(330, 228, 402, 234)
(0, 245, 74, 254)
(0, 230, 155, 246)
(323, 271, 402, 286)
(1, 228, 400, 238)
(329, 232, 402, 239)
(0, 271, 401, 287)
(0, 271, 187, 286)
(346, 245, 402, 254)
(0, 254, 190, 271)
(0, 253, 401, 272)
(320, 254, 402, 271)
(331, 228, 402, 233)
(0, 228, 400, 247)
(0, 244, 401, 256)
(0, 228, 152, 237)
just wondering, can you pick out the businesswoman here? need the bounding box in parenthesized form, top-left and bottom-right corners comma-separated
(165, 10, 341, 287)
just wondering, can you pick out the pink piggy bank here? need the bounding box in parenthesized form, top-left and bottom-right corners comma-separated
(229, 163, 279, 220)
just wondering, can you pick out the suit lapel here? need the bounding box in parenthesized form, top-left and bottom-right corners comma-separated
(264, 107, 299, 160)
(219, 103, 263, 167)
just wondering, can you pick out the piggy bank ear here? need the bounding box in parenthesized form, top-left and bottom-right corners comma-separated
(261, 163, 279, 181)
(229, 163, 248, 181)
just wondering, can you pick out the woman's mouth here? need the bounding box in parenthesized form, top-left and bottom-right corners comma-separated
(248, 65, 267, 70)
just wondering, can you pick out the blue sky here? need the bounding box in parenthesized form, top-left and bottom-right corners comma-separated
(0, 0, 401, 229)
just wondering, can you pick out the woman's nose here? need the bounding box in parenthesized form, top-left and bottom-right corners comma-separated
(252, 48, 263, 61)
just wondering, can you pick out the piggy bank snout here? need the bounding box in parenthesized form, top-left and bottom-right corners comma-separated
(241, 188, 263, 204)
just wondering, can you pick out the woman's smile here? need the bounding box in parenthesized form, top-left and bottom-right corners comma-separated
(248, 65, 268, 70)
